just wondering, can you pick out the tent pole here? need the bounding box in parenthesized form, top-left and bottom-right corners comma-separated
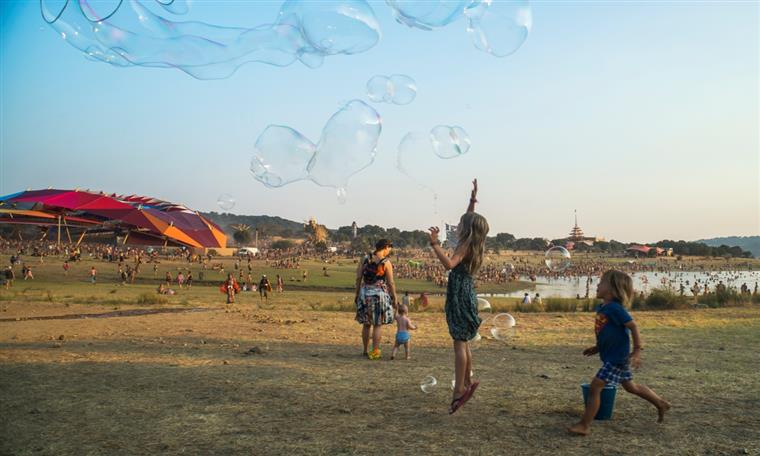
(40, 227, 49, 241)
(57, 216, 61, 246)
(63, 218, 72, 243)
(123, 231, 130, 245)
(76, 230, 87, 247)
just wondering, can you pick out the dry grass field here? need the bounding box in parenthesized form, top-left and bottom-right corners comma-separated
(1, 256, 759, 455)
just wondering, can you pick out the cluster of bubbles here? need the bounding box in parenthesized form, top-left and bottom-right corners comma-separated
(42, 0, 530, 79)
(250, 100, 381, 203)
(545, 246, 572, 272)
(40, 0, 381, 79)
(387, 0, 532, 57)
(366, 74, 417, 105)
(217, 194, 236, 211)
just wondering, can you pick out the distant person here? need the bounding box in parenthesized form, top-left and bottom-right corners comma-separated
(391, 304, 417, 360)
(401, 291, 411, 310)
(90, 266, 97, 285)
(221, 273, 240, 304)
(186, 271, 193, 288)
(177, 272, 185, 289)
(4, 266, 14, 289)
(522, 293, 531, 305)
(534, 293, 542, 306)
(63, 261, 70, 276)
(302, 270, 308, 282)
(259, 275, 271, 303)
(276, 274, 284, 292)
(568, 270, 670, 436)
(23, 265, 34, 280)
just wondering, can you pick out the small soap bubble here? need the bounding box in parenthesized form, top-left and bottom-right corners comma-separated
(430, 125, 471, 159)
(366, 74, 417, 105)
(545, 246, 572, 272)
(217, 194, 235, 211)
(420, 375, 437, 393)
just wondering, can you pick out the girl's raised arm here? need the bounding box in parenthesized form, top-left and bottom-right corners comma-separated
(466, 179, 478, 213)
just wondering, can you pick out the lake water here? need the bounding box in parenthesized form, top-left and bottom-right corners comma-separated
(479, 270, 760, 299)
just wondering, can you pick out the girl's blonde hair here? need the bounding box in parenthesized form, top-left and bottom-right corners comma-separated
(600, 270, 634, 305)
(457, 212, 490, 275)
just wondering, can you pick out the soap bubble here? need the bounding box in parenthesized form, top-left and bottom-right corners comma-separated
(465, 0, 532, 57)
(490, 312, 516, 341)
(307, 100, 382, 189)
(397, 125, 470, 198)
(420, 375, 437, 393)
(386, 0, 471, 30)
(41, 0, 381, 79)
(544, 246, 572, 272)
(468, 332, 482, 349)
(431, 125, 471, 158)
(217, 194, 235, 211)
(367, 75, 392, 102)
(477, 297, 491, 311)
(366, 74, 417, 105)
(251, 100, 381, 198)
(251, 126, 315, 188)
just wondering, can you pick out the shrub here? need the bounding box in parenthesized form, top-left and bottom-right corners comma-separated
(136, 293, 168, 305)
(642, 288, 691, 310)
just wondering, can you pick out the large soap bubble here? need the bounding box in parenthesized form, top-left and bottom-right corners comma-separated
(477, 297, 491, 311)
(41, 0, 381, 79)
(307, 100, 382, 190)
(366, 74, 417, 105)
(397, 125, 471, 202)
(251, 100, 381, 202)
(545, 246, 572, 272)
(465, 0, 532, 57)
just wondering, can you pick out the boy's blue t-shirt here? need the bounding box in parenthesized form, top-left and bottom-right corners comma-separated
(595, 301, 633, 365)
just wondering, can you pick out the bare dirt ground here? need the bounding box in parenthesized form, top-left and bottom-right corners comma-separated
(2, 297, 759, 456)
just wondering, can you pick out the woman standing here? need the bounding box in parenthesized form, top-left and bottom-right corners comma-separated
(355, 239, 398, 359)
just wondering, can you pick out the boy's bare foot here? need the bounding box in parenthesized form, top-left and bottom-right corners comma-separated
(405, 356, 410, 360)
(657, 400, 671, 423)
(567, 423, 589, 436)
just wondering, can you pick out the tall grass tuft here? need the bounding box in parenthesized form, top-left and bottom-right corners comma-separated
(136, 293, 168, 305)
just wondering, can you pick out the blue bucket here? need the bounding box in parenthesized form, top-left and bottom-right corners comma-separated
(581, 383, 617, 420)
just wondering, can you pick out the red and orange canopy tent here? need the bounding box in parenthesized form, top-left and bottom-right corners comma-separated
(0, 189, 226, 249)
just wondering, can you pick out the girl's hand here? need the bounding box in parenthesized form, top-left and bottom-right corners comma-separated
(630, 350, 642, 369)
(582, 346, 598, 356)
(470, 179, 478, 201)
(428, 227, 440, 245)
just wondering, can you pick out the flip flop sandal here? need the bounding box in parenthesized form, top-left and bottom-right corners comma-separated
(449, 392, 472, 415)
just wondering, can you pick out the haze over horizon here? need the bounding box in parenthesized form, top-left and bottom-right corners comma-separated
(1, 1, 758, 243)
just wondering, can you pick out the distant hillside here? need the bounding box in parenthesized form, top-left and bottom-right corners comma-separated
(202, 212, 306, 239)
(698, 236, 760, 258)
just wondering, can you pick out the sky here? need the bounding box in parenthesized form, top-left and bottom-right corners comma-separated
(0, 0, 758, 243)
